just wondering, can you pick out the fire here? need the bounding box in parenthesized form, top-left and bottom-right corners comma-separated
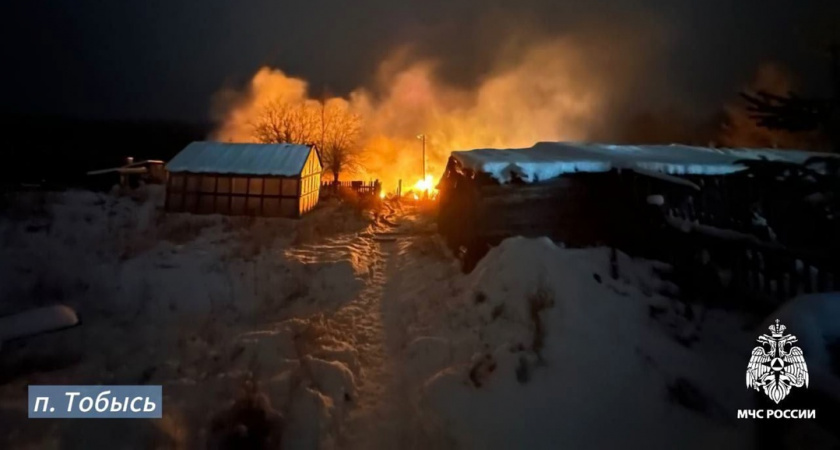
(414, 175, 437, 198)
(212, 38, 637, 188)
(412, 175, 438, 199)
(413, 175, 436, 194)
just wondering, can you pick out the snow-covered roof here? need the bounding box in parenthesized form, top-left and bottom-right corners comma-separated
(450, 142, 835, 184)
(166, 142, 315, 176)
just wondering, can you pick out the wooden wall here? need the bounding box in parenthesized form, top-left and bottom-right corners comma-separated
(437, 157, 617, 257)
(166, 173, 304, 217)
(299, 148, 321, 215)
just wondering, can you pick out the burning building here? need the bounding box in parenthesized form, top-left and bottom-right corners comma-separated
(165, 141, 322, 217)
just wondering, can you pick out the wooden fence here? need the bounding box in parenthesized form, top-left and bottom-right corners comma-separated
(320, 180, 381, 198)
(636, 216, 840, 307)
(438, 158, 839, 306)
(613, 169, 840, 307)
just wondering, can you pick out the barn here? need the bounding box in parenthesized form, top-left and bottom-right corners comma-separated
(165, 142, 322, 217)
(437, 141, 839, 273)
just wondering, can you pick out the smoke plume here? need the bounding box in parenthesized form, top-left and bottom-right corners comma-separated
(214, 30, 671, 188)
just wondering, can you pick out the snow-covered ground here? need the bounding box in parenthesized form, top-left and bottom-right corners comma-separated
(0, 186, 379, 448)
(1, 186, 836, 449)
(418, 238, 757, 449)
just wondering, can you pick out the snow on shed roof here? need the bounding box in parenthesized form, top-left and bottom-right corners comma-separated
(166, 142, 315, 176)
(451, 142, 835, 184)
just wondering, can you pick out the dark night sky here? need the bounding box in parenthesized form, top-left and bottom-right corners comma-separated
(1, 0, 837, 123)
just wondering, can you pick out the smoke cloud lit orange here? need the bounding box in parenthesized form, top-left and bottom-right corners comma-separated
(213, 36, 661, 190)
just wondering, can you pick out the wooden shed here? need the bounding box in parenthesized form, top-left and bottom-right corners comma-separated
(437, 141, 837, 270)
(165, 142, 322, 217)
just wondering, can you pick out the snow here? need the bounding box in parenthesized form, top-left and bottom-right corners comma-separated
(0, 305, 78, 345)
(0, 185, 370, 449)
(302, 355, 357, 406)
(418, 237, 756, 449)
(765, 293, 840, 402)
(4, 184, 832, 448)
(451, 141, 838, 184)
(166, 141, 315, 176)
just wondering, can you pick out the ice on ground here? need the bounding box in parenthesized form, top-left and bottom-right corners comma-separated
(421, 237, 753, 449)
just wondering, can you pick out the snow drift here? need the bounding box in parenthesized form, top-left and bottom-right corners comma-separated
(421, 237, 754, 449)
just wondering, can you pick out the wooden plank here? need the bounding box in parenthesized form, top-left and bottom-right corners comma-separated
(245, 176, 251, 216)
(297, 174, 302, 217)
(228, 177, 233, 213)
(213, 175, 219, 214)
(260, 175, 266, 216)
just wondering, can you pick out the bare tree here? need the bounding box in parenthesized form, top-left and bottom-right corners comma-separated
(320, 100, 363, 182)
(250, 98, 365, 181)
(251, 100, 320, 145)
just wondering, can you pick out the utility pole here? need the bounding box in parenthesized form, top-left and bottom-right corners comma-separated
(417, 134, 426, 179)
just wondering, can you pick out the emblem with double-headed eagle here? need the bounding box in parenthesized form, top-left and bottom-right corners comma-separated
(746, 319, 809, 404)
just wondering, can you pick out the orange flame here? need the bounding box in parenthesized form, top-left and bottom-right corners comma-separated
(411, 175, 438, 199)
